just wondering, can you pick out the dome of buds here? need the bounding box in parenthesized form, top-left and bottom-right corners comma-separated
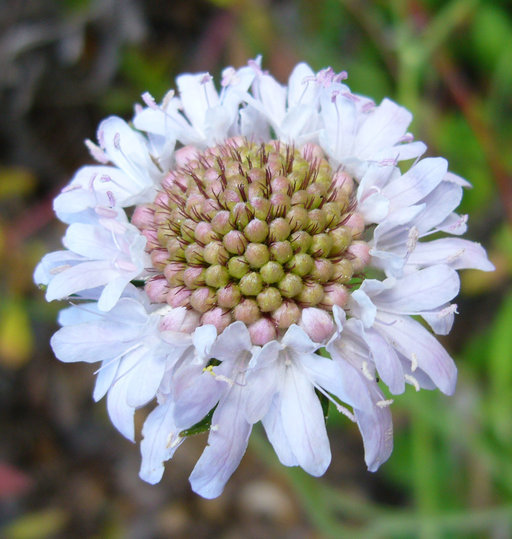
(35, 58, 494, 500)
(135, 138, 367, 342)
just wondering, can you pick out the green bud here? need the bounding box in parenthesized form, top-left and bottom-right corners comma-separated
(310, 258, 334, 283)
(217, 284, 242, 309)
(278, 273, 303, 298)
(332, 259, 354, 283)
(184, 243, 204, 264)
(244, 219, 269, 242)
(269, 241, 293, 264)
(269, 218, 291, 242)
(211, 210, 232, 235)
(260, 261, 285, 284)
(329, 226, 352, 255)
(203, 241, 229, 265)
(287, 207, 309, 230)
(239, 272, 263, 296)
(287, 253, 314, 276)
(180, 219, 197, 243)
(223, 230, 247, 254)
(228, 256, 249, 279)
(233, 298, 261, 324)
(306, 209, 327, 233)
(257, 287, 283, 312)
(297, 282, 324, 306)
(290, 231, 312, 253)
(309, 233, 333, 257)
(245, 243, 270, 268)
(204, 265, 230, 288)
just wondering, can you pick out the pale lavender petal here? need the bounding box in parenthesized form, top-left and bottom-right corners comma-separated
(189, 384, 252, 499)
(384, 158, 447, 209)
(139, 400, 184, 484)
(300, 352, 373, 411)
(262, 396, 298, 467)
(372, 265, 460, 314)
(177, 73, 220, 133)
(375, 313, 457, 395)
(287, 63, 316, 107)
(281, 366, 331, 476)
(354, 385, 393, 471)
(407, 238, 495, 271)
(126, 350, 166, 407)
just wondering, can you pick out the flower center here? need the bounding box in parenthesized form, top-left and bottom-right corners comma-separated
(134, 137, 369, 337)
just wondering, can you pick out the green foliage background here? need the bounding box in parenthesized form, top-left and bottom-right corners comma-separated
(0, 0, 511, 536)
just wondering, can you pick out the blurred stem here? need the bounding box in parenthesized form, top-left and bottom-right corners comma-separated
(410, 395, 438, 539)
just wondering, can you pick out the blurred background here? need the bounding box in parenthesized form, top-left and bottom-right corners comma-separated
(0, 0, 511, 537)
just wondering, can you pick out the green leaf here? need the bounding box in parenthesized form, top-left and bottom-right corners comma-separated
(179, 407, 216, 438)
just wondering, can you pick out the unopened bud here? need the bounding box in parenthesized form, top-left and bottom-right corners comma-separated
(297, 282, 324, 306)
(203, 241, 229, 265)
(348, 241, 371, 272)
(189, 287, 216, 312)
(257, 287, 282, 312)
(271, 301, 301, 328)
(145, 277, 169, 303)
(329, 226, 352, 255)
(211, 211, 232, 235)
(201, 308, 232, 333)
(194, 222, 216, 244)
(167, 286, 192, 308)
(269, 241, 293, 264)
(260, 261, 285, 283)
(278, 273, 303, 298)
(223, 230, 247, 254)
(183, 266, 205, 288)
(233, 299, 261, 324)
(239, 272, 263, 296)
(217, 284, 241, 308)
(321, 283, 349, 309)
(288, 253, 313, 276)
(244, 219, 269, 242)
(204, 265, 230, 288)
(131, 205, 154, 229)
(300, 307, 335, 342)
(245, 243, 270, 268)
(249, 318, 277, 345)
(228, 256, 249, 279)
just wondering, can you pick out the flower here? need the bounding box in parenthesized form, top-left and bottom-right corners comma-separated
(35, 59, 494, 499)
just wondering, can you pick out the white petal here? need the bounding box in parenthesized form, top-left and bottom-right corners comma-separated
(384, 158, 447, 209)
(407, 238, 495, 271)
(189, 384, 252, 499)
(355, 98, 412, 158)
(354, 385, 393, 471)
(287, 63, 316, 107)
(126, 349, 166, 407)
(300, 352, 373, 411)
(177, 74, 220, 134)
(349, 289, 377, 328)
(139, 400, 184, 484)
(375, 313, 457, 395)
(262, 396, 298, 467)
(281, 366, 331, 476)
(372, 265, 460, 314)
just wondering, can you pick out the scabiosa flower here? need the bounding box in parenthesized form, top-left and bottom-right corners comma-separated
(35, 58, 494, 499)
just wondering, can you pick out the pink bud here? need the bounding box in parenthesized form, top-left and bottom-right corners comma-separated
(160, 307, 200, 333)
(271, 301, 300, 329)
(131, 205, 154, 229)
(322, 283, 349, 309)
(201, 308, 232, 333)
(249, 318, 277, 345)
(347, 241, 371, 272)
(166, 287, 191, 308)
(300, 308, 335, 342)
(300, 143, 325, 161)
(332, 171, 354, 197)
(154, 191, 170, 208)
(175, 145, 199, 167)
(145, 277, 169, 303)
(142, 228, 159, 249)
(344, 212, 365, 238)
(150, 248, 169, 269)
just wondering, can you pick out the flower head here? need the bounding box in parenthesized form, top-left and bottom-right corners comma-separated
(35, 59, 494, 498)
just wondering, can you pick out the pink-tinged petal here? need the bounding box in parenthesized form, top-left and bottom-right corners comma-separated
(34, 250, 84, 286)
(281, 324, 318, 355)
(45, 260, 123, 303)
(384, 158, 447, 209)
(372, 265, 460, 314)
(407, 238, 495, 271)
(106, 366, 136, 441)
(177, 74, 220, 134)
(375, 313, 457, 395)
(262, 397, 298, 467)
(173, 370, 224, 428)
(50, 321, 133, 363)
(300, 352, 373, 411)
(281, 366, 331, 476)
(349, 289, 377, 328)
(139, 400, 184, 484)
(363, 327, 405, 394)
(354, 385, 393, 471)
(436, 212, 468, 236)
(211, 321, 252, 363)
(256, 73, 287, 125)
(189, 384, 252, 499)
(355, 98, 412, 158)
(244, 356, 282, 423)
(421, 305, 457, 335)
(93, 358, 119, 402)
(413, 181, 463, 234)
(126, 350, 166, 407)
(287, 63, 316, 107)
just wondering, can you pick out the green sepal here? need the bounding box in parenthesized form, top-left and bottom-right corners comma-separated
(179, 406, 217, 437)
(315, 389, 330, 421)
